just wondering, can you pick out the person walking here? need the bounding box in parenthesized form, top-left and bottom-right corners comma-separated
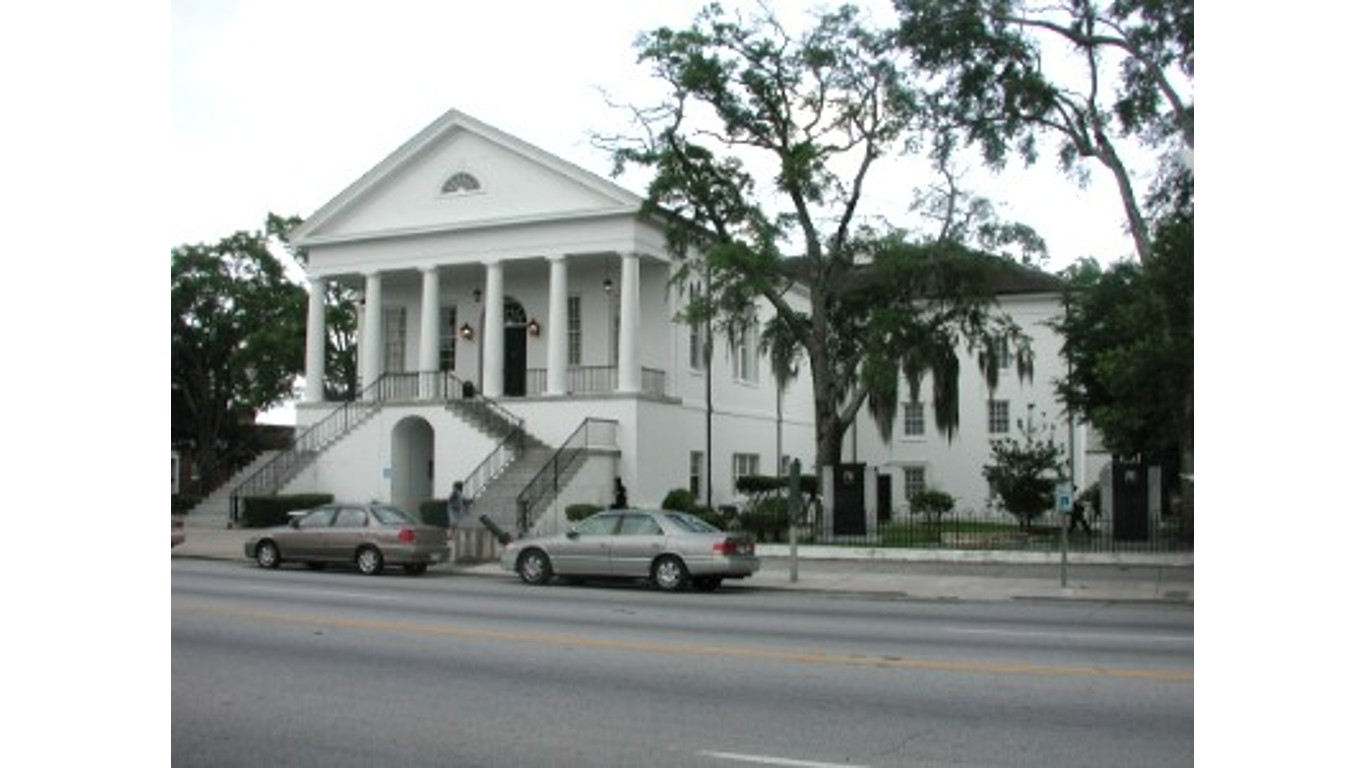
(447, 481, 471, 559)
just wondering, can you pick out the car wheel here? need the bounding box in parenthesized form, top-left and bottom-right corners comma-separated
(517, 550, 552, 585)
(402, 564, 428, 576)
(694, 576, 722, 592)
(356, 546, 384, 576)
(652, 555, 690, 592)
(255, 541, 281, 569)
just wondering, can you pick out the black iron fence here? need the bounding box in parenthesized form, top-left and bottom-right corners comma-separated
(734, 507, 1193, 554)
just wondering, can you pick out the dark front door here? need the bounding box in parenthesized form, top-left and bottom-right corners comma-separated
(833, 463, 866, 536)
(504, 325, 526, 396)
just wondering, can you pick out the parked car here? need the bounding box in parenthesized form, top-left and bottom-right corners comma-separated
(171, 517, 186, 548)
(244, 503, 450, 575)
(500, 508, 759, 592)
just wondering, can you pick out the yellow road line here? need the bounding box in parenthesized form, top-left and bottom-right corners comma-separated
(175, 601, 1193, 683)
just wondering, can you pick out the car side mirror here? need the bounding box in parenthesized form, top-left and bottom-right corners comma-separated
(566, 530, 580, 540)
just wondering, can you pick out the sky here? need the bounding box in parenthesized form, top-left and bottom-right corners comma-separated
(170, 0, 1150, 270)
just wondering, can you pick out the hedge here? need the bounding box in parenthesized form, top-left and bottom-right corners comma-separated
(240, 494, 333, 528)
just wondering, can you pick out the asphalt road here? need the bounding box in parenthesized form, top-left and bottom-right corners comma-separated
(173, 560, 1193, 767)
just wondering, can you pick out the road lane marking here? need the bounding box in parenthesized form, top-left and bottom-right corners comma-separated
(948, 627, 1192, 644)
(175, 601, 1193, 683)
(699, 751, 869, 767)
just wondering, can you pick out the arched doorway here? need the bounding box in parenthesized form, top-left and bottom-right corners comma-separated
(390, 416, 435, 515)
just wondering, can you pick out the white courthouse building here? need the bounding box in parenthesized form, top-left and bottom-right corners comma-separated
(239, 108, 1092, 536)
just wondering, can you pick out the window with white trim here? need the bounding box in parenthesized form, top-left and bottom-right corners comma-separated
(688, 285, 704, 370)
(383, 307, 406, 373)
(903, 466, 927, 502)
(993, 334, 1013, 368)
(732, 322, 758, 384)
(689, 451, 705, 499)
(988, 399, 1010, 434)
(732, 452, 760, 492)
(903, 400, 925, 437)
(568, 295, 582, 366)
(440, 307, 458, 371)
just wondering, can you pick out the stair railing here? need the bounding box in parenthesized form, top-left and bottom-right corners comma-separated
(514, 418, 618, 534)
(230, 370, 505, 525)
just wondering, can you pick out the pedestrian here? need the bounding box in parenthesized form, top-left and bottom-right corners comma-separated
(611, 477, 628, 509)
(447, 481, 469, 539)
(1068, 494, 1092, 534)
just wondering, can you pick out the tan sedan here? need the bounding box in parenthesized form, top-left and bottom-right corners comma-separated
(244, 504, 450, 575)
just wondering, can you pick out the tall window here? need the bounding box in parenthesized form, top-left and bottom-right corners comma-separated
(732, 321, 758, 383)
(689, 451, 705, 499)
(903, 400, 925, 437)
(439, 307, 458, 371)
(732, 452, 760, 492)
(688, 285, 704, 370)
(903, 466, 927, 502)
(567, 295, 582, 366)
(992, 334, 1013, 368)
(988, 399, 1010, 434)
(383, 307, 406, 373)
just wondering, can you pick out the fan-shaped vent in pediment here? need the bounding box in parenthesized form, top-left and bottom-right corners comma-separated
(441, 172, 482, 194)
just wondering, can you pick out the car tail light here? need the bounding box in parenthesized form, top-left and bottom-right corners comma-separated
(398, 528, 416, 543)
(713, 539, 739, 555)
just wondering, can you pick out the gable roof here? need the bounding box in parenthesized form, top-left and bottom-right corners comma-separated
(288, 108, 646, 245)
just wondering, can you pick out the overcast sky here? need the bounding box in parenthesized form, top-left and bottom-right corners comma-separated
(171, 0, 1148, 269)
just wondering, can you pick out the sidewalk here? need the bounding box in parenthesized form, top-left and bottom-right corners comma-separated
(172, 527, 1194, 605)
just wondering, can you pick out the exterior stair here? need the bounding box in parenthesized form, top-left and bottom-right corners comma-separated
(184, 450, 283, 529)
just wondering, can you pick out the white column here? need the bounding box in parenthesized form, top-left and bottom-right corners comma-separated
(304, 276, 326, 403)
(481, 260, 504, 397)
(617, 253, 641, 393)
(419, 266, 441, 399)
(362, 271, 384, 398)
(546, 254, 568, 396)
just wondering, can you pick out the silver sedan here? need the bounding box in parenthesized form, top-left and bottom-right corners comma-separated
(500, 508, 759, 591)
(244, 503, 450, 576)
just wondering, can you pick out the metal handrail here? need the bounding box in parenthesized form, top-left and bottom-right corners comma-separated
(514, 418, 618, 533)
(229, 370, 519, 524)
(229, 374, 396, 523)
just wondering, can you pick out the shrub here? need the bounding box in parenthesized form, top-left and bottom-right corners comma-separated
(241, 494, 333, 528)
(565, 503, 603, 522)
(738, 496, 789, 542)
(910, 489, 955, 519)
(661, 488, 696, 512)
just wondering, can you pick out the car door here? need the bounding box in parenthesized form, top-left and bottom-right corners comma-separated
(553, 513, 620, 576)
(286, 507, 337, 561)
(609, 513, 665, 577)
(323, 506, 371, 563)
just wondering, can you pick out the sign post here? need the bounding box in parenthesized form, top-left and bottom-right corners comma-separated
(788, 459, 801, 583)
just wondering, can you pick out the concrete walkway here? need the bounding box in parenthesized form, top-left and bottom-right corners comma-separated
(173, 526, 1193, 605)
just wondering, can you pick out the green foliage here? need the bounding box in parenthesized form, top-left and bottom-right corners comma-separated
(738, 496, 789, 542)
(608, 3, 1033, 472)
(661, 488, 697, 512)
(241, 494, 333, 528)
(891, 0, 1194, 263)
(1052, 212, 1192, 474)
(172, 215, 307, 490)
(171, 495, 200, 516)
(566, 503, 603, 523)
(910, 489, 956, 517)
(981, 410, 1065, 529)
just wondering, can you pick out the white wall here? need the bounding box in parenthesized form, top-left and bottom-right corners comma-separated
(852, 293, 1087, 517)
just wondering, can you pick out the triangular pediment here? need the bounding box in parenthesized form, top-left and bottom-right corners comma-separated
(291, 109, 642, 244)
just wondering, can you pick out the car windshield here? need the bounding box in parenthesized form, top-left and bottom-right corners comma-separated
(663, 512, 720, 534)
(370, 506, 418, 526)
